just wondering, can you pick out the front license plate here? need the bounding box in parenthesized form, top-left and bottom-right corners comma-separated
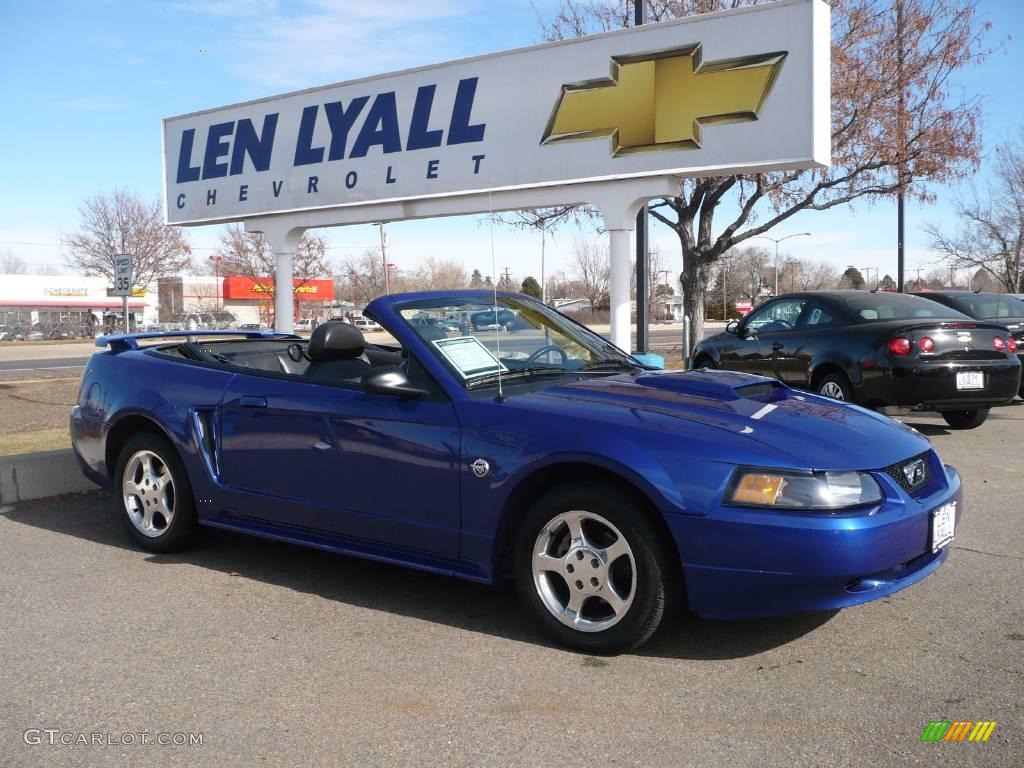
(956, 371, 984, 389)
(932, 502, 956, 552)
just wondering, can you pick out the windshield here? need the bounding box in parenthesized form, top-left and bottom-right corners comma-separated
(949, 293, 1024, 320)
(394, 295, 637, 387)
(842, 293, 966, 322)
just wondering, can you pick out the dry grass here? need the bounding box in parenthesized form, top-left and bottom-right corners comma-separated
(0, 373, 78, 455)
(0, 428, 70, 456)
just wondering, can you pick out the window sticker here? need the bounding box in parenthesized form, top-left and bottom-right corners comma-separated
(432, 336, 508, 379)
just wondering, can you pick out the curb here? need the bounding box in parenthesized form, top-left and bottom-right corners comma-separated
(0, 449, 100, 505)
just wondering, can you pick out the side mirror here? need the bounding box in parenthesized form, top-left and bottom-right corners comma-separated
(725, 320, 740, 335)
(361, 366, 430, 399)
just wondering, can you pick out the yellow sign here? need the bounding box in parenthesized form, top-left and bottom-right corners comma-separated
(542, 45, 786, 156)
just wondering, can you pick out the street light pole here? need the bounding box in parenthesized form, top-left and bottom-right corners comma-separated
(753, 232, 811, 296)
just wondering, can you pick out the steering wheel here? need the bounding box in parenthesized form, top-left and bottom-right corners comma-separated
(525, 344, 568, 366)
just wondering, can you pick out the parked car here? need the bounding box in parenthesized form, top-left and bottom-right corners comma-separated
(471, 307, 517, 331)
(73, 290, 963, 653)
(690, 290, 1021, 429)
(352, 317, 381, 332)
(912, 291, 1024, 397)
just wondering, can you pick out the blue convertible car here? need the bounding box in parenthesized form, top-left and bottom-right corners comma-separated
(71, 290, 962, 653)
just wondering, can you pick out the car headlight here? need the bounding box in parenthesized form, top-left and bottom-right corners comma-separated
(727, 468, 883, 510)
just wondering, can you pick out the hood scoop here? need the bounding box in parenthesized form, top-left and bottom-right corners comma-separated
(634, 370, 789, 402)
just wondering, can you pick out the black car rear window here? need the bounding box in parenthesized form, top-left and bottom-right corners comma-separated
(949, 294, 1024, 319)
(842, 293, 966, 322)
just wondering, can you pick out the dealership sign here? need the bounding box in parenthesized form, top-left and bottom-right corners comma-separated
(163, 0, 828, 225)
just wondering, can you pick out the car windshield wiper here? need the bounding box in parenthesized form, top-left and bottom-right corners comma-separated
(465, 367, 571, 389)
(578, 359, 641, 372)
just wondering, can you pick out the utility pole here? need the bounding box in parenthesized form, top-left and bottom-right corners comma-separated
(376, 223, 390, 294)
(633, 0, 649, 354)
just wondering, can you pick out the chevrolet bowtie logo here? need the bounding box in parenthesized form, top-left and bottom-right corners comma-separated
(542, 45, 787, 156)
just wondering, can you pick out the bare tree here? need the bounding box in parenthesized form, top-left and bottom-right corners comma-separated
(339, 249, 388, 303)
(63, 189, 192, 289)
(412, 257, 467, 290)
(214, 224, 330, 285)
(728, 246, 773, 301)
(778, 257, 840, 292)
(924, 134, 1024, 292)
(1, 248, 27, 274)
(541, 0, 994, 346)
(571, 237, 610, 312)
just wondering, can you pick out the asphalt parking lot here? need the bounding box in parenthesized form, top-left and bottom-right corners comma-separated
(1, 406, 1022, 768)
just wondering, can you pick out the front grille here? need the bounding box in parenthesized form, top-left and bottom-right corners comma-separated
(883, 451, 933, 496)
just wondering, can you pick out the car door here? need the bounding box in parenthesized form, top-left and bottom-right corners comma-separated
(725, 298, 807, 377)
(216, 368, 462, 558)
(787, 302, 839, 386)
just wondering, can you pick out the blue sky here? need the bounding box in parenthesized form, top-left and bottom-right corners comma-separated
(1, 0, 1022, 286)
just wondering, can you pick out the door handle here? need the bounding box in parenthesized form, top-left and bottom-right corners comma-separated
(771, 342, 785, 351)
(238, 396, 267, 408)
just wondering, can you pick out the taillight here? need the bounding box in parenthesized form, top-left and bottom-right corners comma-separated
(888, 337, 912, 356)
(993, 336, 1005, 351)
(1007, 337, 1018, 354)
(919, 336, 935, 353)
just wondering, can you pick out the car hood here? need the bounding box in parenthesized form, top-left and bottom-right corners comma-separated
(530, 369, 929, 470)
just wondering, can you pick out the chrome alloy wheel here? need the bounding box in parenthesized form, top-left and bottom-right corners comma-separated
(122, 449, 176, 538)
(531, 510, 636, 633)
(820, 381, 846, 400)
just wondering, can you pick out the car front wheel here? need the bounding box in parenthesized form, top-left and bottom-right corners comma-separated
(114, 433, 197, 553)
(941, 409, 989, 430)
(514, 484, 678, 654)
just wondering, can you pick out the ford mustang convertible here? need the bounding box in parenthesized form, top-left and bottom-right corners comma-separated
(71, 290, 962, 653)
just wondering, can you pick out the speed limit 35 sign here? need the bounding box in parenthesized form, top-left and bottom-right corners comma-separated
(113, 254, 133, 296)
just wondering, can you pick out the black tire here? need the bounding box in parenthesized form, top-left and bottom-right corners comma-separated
(816, 371, 854, 402)
(941, 409, 989, 430)
(113, 432, 197, 553)
(693, 355, 716, 370)
(513, 483, 679, 654)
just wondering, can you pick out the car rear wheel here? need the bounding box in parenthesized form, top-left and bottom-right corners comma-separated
(114, 433, 197, 553)
(693, 355, 716, 370)
(941, 409, 989, 430)
(817, 372, 854, 402)
(514, 484, 677, 654)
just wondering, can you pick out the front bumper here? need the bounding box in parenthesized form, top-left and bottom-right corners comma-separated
(667, 464, 962, 619)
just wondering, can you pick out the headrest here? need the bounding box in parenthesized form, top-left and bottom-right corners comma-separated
(308, 321, 365, 360)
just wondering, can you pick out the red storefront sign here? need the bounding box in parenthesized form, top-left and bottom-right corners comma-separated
(221, 276, 334, 302)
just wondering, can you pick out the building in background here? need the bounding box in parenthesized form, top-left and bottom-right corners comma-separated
(157, 276, 334, 327)
(0, 274, 156, 338)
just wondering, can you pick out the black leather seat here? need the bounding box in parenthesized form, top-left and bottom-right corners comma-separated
(305, 322, 371, 383)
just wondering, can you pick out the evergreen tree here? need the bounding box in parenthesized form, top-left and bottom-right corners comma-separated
(520, 276, 542, 299)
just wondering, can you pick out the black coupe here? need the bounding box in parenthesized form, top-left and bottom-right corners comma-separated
(912, 291, 1024, 397)
(690, 290, 1021, 429)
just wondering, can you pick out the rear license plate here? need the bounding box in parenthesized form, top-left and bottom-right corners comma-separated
(931, 502, 956, 552)
(956, 372, 984, 390)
